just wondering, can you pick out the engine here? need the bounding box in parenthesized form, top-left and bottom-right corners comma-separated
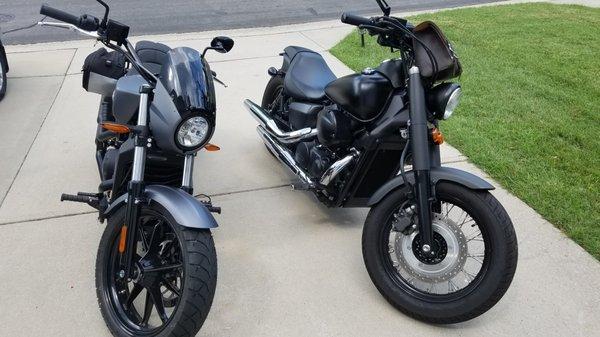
(292, 106, 355, 179)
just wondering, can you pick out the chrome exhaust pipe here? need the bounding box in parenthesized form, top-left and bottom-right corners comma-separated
(244, 99, 317, 144)
(319, 150, 359, 186)
(257, 125, 314, 186)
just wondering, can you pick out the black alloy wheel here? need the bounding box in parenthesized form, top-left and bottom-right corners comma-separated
(96, 204, 217, 337)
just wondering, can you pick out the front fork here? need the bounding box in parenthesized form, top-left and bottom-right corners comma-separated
(123, 84, 153, 278)
(408, 66, 436, 256)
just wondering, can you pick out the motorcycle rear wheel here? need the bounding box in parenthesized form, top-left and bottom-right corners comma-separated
(362, 182, 518, 323)
(96, 203, 217, 337)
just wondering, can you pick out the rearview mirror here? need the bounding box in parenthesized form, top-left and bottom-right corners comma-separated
(211, 36, 234, 53)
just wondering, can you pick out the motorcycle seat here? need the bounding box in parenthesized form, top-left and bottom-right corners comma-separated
(284, 49, 336, 102)
(135, 41, 171, 75)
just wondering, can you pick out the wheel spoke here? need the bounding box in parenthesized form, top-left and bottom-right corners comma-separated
(146, 222, 163, 256)
(444, 203, 455, 218)
(138, 225, 149, 252)
(466, 234, 484, 243)
(448, 280, 459, 292)
(145, 263, 182, 273)
(458, 212, 475, 228)
(125, 284, 143, 310)
(149, 287, 169, 323)
(467, 253, 484, 264)
(462, 269, 476, 282)
(162, 278, 182, 297)
(141, 291, 153, 326)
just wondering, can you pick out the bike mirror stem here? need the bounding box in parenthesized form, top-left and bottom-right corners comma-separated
(376, 0, 391, 16)
(95, 0, 110, 27)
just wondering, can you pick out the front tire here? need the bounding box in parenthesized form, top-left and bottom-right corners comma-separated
(96, 203, 217, 337)
(362, 182, 518, 323)
(0, 57, 7, 101)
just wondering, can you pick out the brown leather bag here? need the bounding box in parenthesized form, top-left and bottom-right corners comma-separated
(412, 21, 462, 82)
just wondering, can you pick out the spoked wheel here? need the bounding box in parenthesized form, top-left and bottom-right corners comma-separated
(362, 182, 518, 324)
(96, 204, 217, 337)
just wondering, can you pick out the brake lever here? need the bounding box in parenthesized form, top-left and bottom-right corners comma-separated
(211, 70, 228, 88)
(358, 24, 390, 36)
(37, 21, 99, 38)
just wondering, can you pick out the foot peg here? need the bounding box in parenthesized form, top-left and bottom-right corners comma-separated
(61, 192, 101, 210)
(200, 200, 221, 214)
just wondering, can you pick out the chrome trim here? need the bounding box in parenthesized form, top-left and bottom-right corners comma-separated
(131, 91, 150, 182)
(408, 66, 420, 75)
(443, 87, 462, 120)
(257, 125, 314, 186)
(131, 147, 146, 181)
(182, 154, 195, 188)
(244, 99, 317, 144)
(37, 22, 99, 38)
(319, 150, 359, 186)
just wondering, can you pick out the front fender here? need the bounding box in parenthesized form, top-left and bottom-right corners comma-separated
(103, 185, 218, 229)
(368, 166, 494, 206)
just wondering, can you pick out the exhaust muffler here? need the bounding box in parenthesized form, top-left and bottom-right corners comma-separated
(244, 99, 316, 144)
(257, 125, 314, 186)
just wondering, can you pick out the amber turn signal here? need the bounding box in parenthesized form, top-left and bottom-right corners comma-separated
(118, 225, 128, 254)
(204, 143, 221, 152)
(431, 128, 445, 145)
(102, 122, 131, 134)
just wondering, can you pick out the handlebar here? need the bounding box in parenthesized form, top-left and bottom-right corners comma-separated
(40, 4, 80, 26)
(40, 4, 99, 31)
(341, 12, 374, 27)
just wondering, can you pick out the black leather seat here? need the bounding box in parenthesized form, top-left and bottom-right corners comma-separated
(284, 49, 336, 102)
(135, 41, 171, 75)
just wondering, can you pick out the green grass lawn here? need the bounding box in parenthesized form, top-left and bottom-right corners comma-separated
(331, 3, 600, 259)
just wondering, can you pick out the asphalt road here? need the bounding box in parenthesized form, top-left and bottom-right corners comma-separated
(0, 0, 501, 45)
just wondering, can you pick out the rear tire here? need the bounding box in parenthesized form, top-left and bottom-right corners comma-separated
(261, 74, 284, 110)
(261, 74, 285, 158)
(96, 203, 217, 337)
(362, 182, 518, 324)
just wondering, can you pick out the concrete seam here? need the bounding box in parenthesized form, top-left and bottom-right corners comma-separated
(0, 184, 291, 226)
(298, 31, 327, 51)
(0, 49, 77, 208)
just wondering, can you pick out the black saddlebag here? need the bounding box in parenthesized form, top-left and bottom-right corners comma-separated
(82, 48, 126, 96)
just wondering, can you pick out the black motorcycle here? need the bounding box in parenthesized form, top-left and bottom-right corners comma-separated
(245, 0, 517, 323)
(38, 1, 233, 335)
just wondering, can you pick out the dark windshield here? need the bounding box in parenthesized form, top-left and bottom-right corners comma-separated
(159, 47, 215, 113)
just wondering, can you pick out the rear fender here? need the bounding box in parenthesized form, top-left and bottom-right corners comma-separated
(103, 185, 217, 228)
(368, 166, 494, 206)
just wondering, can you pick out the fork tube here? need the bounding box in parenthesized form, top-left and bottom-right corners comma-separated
(123, 84, 153, 278)
(181, 154, 195, 194)
(408, 66, 434, 253)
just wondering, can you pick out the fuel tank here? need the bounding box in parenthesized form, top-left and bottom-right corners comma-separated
(324, 70, 393, 122)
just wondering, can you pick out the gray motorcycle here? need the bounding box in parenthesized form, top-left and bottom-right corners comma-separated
(39, 1, 233, 336)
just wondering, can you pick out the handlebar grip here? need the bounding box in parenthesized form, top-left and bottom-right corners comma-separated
(341, 12, 373, 27)
(40, 4, 80, 26)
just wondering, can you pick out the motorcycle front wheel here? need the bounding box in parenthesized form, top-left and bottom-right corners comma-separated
(96, 203, 217, 337)
(362, 182, 518, 324)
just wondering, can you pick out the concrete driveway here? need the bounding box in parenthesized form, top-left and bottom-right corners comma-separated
(0, 6, 599, 337)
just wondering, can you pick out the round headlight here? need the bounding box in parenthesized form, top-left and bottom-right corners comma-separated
(176, 116, 210, 149)
(443, 87, 462, 120)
